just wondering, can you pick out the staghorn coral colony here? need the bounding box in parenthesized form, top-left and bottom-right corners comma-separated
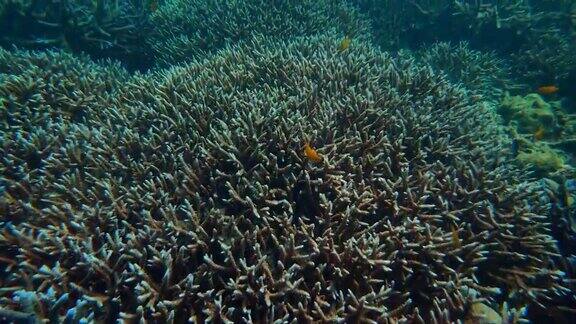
(1, 0, 575, 323)
(0, 0, 155, 70)
(147, 0, 370, 66)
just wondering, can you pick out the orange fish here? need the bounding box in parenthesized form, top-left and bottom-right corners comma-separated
(537, 85, 559, 95)
(304, 142, 323, 163)
(534, 126, 545, 141)
(338, 36, 351, 52)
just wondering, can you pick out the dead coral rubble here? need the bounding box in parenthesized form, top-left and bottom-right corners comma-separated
(0, 35, 570, 322)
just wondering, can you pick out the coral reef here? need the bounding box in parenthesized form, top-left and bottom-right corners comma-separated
(0, 0, 155, 70)
(498, 93, 576, 175)
(516, 144, 567, 175)
(147, 0, 370, 66)
(0, 47, 130, 229)
(2, 0, 573, 86)
(464, 0, 576, 93)
(0, 47, 130, 130)
(0, 0, 370, 69)
(1, 35, 571, 322)
(512, 29, 576, 90)
(417, 41, 513, 101)
(552, 178, 576, 260)
(499, 93, 559, 135)
(352, 0, 576, 93)
(496, 90, 576, 298)
(351, 0, 455, 49)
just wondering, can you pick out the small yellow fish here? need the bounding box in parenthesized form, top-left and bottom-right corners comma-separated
(451, 224, 461, 249)
(534, 126, 545, 141)
(338, 36, 351, 52)
(537, 85, 559, 95)
(567, 195, 574, 208)
(304, 142, 323, 163)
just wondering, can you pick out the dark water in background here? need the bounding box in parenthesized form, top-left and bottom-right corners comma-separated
(0, 1, 575, 323)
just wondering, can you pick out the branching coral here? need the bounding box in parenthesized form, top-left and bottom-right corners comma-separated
(0, 47, 130, 131)
(0, 0, 155, 70)
(0, 48, 130, 230)
(0, 34, 571, 322)
(417, 41, 515, 101)
(352, 0, 576, 92)
(147, 0, 371, 66)
(350, 0, 452, 49)
(512, 29, 576, 87)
